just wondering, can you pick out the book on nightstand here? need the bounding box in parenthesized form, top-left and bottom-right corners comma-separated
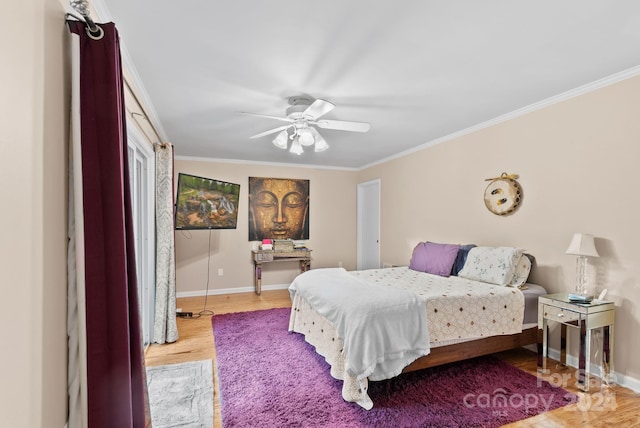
(568, 293, 594, 303)
(293, 240, 307, 250)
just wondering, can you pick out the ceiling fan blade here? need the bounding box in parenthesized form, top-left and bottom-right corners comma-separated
(303, 99, 335, 120)
(249, 125, 291, 139)
(314, 119, 371, 133)
(238, 112, 292, 123)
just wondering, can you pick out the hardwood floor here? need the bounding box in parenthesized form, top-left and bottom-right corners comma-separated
(145, 290, 640, 427)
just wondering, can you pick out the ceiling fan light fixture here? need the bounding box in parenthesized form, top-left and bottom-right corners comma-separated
(309, 127, 329, 152)
(289, 138, 304, 155)
(241, 95, 370, 155)
(314, 139, 329, 152)
(298, 128, 315, 146)
(272, 130, 289, 149)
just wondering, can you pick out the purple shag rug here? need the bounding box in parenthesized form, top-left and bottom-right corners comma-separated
(213, 308, 574, 427)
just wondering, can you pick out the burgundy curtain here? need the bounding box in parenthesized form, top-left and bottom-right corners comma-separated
(68, 21, 146, 428)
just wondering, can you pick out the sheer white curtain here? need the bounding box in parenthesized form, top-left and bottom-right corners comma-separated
(153, 142, 178, 343)
(67, 29, 88, 428)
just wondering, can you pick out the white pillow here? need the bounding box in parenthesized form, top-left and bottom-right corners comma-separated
(509, 255, 532, 288)
(458, 247, 524, 286)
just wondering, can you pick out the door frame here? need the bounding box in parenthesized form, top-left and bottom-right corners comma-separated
(126, 124, 156, 346)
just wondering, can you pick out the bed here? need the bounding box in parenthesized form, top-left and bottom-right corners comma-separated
(288, 244, 546, 409)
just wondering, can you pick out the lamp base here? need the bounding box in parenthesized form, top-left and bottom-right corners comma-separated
(575, 256, 588, 294)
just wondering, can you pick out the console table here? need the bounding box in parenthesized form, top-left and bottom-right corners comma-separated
(538, 293, 615, 391)
(251, 249, 311, 295)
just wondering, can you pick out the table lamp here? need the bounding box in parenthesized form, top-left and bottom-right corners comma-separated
(565, 233, 599, 294)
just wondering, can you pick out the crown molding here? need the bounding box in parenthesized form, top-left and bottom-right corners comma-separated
(174, 155, 358, 171)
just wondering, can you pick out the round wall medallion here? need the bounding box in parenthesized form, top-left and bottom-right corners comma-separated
(483, 173, 523, 216)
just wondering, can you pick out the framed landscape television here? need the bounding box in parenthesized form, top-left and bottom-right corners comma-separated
(174, 173, 240, 230)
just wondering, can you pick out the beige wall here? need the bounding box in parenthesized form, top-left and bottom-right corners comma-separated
(358, 74, 640, 384)
(0, 0, 69, 426)
(174, 159, 358, 294)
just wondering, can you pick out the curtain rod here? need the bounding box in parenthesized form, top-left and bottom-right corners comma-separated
(126, 79, 165, 144)
(70, 0, 103, 39)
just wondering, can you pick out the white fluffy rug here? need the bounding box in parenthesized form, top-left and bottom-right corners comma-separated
(146, 360, 213, 428)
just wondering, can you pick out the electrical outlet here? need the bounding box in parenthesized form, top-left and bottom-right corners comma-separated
(218, 268, 224, 276)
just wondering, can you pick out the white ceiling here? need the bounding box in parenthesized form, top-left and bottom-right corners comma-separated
(94, 0, 640, 169)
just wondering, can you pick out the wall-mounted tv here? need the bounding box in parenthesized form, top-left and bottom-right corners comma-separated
(174, 173, 240, 230)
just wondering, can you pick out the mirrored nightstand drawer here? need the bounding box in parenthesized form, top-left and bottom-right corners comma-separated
(543, 304, 581, 324)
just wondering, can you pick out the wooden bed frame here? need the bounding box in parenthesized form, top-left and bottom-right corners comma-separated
(402, 326, 539, 373)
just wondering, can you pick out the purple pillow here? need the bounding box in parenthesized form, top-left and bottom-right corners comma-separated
(409, 242, 460, 277)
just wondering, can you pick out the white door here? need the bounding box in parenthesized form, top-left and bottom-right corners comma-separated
(357, 179, 381, 270)
(127, 126, 156, 346)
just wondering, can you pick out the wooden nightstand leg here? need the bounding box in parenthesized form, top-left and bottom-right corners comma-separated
(254, 263, 262, 295)
(299, 259, 310, 273)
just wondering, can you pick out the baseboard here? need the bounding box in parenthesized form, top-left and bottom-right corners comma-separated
(176, 283, 290, 298)
(612, 371, 640, 393)
(542, 346, 640, 394)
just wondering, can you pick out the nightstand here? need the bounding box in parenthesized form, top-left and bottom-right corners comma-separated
(537, 293, 615, 391)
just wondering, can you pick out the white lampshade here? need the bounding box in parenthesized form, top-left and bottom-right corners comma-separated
(289, 138, 304, 155)
(297, 128, 315, 146)
(272, 130, 288, 149)
(310, 127, 329, 152)
(565, 233, 600, 257)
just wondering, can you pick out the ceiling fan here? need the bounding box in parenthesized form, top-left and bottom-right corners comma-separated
(239, 96, 370, 155)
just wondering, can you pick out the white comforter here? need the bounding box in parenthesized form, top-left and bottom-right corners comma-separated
(289, 268, 430, 382)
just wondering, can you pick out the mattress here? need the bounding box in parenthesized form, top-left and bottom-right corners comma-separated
(521, 283, 547, 324)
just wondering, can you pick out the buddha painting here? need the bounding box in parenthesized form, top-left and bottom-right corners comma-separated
(248, 177, 309, 241)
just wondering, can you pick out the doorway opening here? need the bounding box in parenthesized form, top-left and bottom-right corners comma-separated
(127, 126, 156, 346)
(357, 179, 381, 270)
